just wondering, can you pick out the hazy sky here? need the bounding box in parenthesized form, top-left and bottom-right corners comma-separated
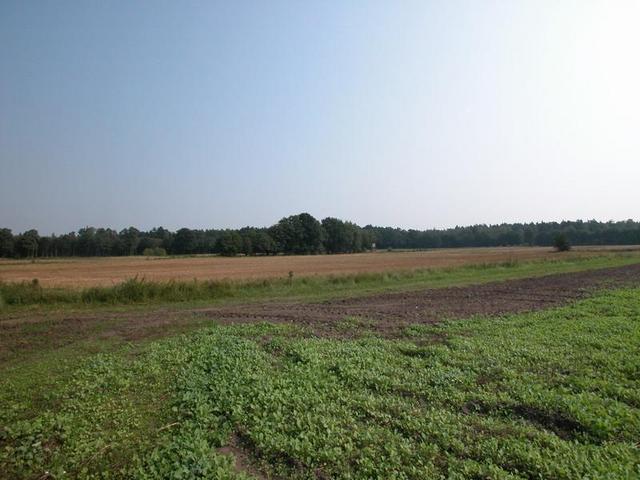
(1, 1, 639, 234)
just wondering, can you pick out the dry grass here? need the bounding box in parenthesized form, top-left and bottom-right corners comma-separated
(0, 246, 638, 288)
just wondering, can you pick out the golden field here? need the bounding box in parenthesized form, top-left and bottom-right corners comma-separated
(1, 246, 638, 288)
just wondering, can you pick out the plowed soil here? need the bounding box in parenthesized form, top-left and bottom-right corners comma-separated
(199, 263, 640, 336)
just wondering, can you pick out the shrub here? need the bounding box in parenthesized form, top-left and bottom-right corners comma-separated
(554, 234, 571, 252)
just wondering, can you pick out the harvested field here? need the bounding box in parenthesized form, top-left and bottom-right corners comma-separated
(1, 245, 639, 288)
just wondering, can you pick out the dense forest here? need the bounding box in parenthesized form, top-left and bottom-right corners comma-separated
(1, 214, 639, 258)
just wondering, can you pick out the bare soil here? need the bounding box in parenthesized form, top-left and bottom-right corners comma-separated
(2, 263, 640, 363)
(1, 246, 638, 287)
(217, 434, 268, 480)
(199, 263, 640, 336)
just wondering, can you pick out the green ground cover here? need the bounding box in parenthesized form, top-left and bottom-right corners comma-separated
(2, 288, 639, 479)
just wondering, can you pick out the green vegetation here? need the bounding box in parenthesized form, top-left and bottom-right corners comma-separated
(2, 216, 640, 258)
(2, 253, 640, 309)
(142, 247, 167, 257)
(554, 233, 571, 252)
(2, 289, 639, 479)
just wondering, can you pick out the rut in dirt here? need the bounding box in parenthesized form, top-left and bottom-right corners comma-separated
(198, 263, 640, 336)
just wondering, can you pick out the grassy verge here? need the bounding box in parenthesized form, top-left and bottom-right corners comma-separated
(2, 252, 640, 311)
(2, 288, 639, 479)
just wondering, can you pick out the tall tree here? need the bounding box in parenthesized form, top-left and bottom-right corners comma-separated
(0, 228, 14, 257)
(17, 230, 39, 258)
(119, 227, 140, 256)
(250, 231, 276, 255)
(271, 213, 324, 254)
(322, 217, 365, 253)
(172, 228, 197, 254)
(215, 231, 243, 256)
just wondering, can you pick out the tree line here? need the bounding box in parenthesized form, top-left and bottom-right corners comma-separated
(1, 214, 639, 259)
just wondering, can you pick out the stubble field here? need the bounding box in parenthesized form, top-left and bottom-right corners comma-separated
(1, 246, 638, 288)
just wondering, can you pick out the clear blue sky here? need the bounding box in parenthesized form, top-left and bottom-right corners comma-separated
(1, 1, 639, 234)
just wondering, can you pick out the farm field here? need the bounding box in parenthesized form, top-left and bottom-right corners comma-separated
(1, 245, 639, 288)
(5, 2, 640, 478)
(1, 255, 640, 479)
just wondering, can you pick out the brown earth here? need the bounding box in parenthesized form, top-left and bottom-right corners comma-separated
(217, 434, 267, 480)
(199, 262, 640, 336)
(2, 263, 640, 363)
(1, 246, 639, 287)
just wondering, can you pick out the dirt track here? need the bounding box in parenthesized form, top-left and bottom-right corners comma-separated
(2, 264, 640, 362)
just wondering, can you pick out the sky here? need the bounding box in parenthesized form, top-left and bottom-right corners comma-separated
(1, 1, 639, 235)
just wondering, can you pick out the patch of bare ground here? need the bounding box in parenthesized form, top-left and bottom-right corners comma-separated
(463, 401, 587, 442)
(2, 264, 640, 363)
(217, 434, 268, 480)
(0, 310, 209, 363)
